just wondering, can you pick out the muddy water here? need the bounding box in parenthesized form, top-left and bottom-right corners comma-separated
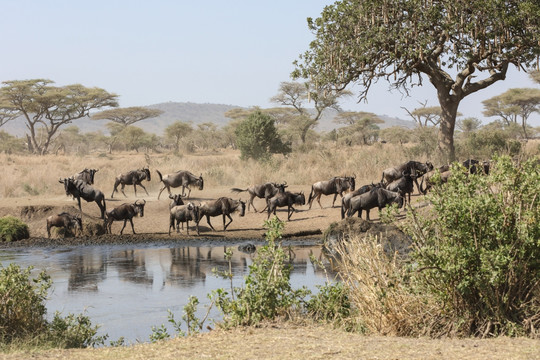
(0, 240, 335, 344)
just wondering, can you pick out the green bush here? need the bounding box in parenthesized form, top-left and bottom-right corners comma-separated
(0, 216, 30, 242)
(0, 263, 106, 348)
(407, 156, 540, 336)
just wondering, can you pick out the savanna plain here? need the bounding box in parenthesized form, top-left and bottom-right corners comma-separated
(1, 145, 539, 360)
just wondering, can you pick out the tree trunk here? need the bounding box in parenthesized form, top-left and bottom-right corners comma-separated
(437, 98, 459, 163)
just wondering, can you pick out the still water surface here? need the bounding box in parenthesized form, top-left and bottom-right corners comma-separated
(1, 240, 333, 344)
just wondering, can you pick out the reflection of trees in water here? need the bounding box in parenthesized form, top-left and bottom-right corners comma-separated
(65, 252, 107, 292)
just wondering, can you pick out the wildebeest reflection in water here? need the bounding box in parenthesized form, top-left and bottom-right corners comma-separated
(4, 241, 334, 343)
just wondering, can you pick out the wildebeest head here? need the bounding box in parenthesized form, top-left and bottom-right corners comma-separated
(238, 200, 246, 216)
(169, 193, 185, 207)
(295, 192, 306, 205)
(143, 167, 151, 181)
(59, 178, 73, 196)
(135, 199, 146, 217)
(197, 174, 204, 191)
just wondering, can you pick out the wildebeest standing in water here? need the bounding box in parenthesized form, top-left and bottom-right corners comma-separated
(156, 170, 204, 199)
(105, 199, 146, 234)
(230, 182, 287, 212)
(198, 197, 246, 231)
(347, 187, 404, 221)
(111, 167, 151, 198)
(307, 176, 355, 209)
(59, 178, 107, 219)
(267, 191, 306, 221)
(46, 212, 82, 238)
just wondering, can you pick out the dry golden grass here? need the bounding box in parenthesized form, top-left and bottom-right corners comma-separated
(0, 144, 418, 199)
(1, 322, 539, 360)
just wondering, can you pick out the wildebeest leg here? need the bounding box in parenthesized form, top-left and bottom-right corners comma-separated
(120, 219, 128, 235)
(138, 183, 149, 196)
(157, 185, 170, 200)
(287, 206, 293, 221)
(47, 223, 51, 238)
(111, 180, 120, 198)
(364, 209, 369, 220)
(206, 216, 216, 231)
(249, 194, 258, 212)
(129, 218, 136, 234)
(121, 184, 128, 198)
(224, 214, 233, 230)
(316, 194, 323, 209)
(332, 193, 339, 207)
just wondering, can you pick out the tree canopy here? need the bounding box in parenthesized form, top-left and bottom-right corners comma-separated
(293, 0, 540, 162)
(91, 106, 163, 127)
(0, 79, 118, 154)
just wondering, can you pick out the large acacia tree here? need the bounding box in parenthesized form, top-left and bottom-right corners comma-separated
(91, 106, 163, 127)
(293, 0, 540, 161)
(0, 79, 118, 154)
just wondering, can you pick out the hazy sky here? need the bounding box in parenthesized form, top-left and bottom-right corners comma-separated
(2, 0, 538, 124)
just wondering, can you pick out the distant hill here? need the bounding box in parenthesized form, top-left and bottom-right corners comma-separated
(1, 102, 415, 137)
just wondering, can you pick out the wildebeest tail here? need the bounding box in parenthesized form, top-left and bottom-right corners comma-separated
(307, 185, 315, 205)
(230, 188, 248, 193)
(156, 169, 163, 183)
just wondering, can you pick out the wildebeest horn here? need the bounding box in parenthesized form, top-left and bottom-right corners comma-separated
(353, 173, 357, 179)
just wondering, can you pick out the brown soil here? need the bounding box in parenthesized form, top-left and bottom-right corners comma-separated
(0, 185, 401, 247)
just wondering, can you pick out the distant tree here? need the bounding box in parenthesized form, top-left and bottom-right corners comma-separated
(293, 0, 540, 162)
(119, 126, 147, 152)
(164, 121, 193, 152)
(0, 130, 25, 154)
(270, 81, 351, 144)
(235, 110, 291, 161)
(91, 106, 163, 127)
(456, 117, 482, 134)
(0, 79, 118, 154)
(379, 126, 411, 145)
(334, 111, 383, 145)
(0, 108, 19, 127)
(530, 70, 540, 84)
(483, 88, 540, 139)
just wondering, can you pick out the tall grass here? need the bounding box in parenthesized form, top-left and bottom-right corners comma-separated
(0, 144, 418, 198)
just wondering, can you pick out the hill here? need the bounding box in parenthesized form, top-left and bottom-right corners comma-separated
(1, 102, 415, 137)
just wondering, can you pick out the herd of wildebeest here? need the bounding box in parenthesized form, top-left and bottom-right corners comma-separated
(45, 159, 490, 238)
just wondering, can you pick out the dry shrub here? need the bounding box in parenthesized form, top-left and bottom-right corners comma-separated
(334, 234, 442, 336)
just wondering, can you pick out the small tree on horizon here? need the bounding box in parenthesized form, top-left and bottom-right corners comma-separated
(91, 106, 163, 127)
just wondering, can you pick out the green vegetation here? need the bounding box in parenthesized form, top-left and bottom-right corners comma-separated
(0, 263, 106, 349)
(0, 216, 29, 242)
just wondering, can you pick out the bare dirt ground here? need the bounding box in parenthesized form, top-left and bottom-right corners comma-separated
(1, 322, 539, 360)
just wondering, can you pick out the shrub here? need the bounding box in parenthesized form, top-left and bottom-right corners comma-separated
(0, 216, 29, 242)
(407, 156, 540, 336)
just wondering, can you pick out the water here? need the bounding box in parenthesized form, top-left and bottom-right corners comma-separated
(0, 240, 334, 344)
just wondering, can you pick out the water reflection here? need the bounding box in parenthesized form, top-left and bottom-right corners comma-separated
(1, 240, 333, 344)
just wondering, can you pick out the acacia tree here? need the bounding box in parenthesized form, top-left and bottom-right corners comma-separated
(482, 88, 540, 139)
(91, 106, 163, 127)
(0, 79, 118, 154)
(293, 0, 540, 162)
(164, 121, 193, 152)
(334, 111, 383, 145)
(270, 81, 351, 144)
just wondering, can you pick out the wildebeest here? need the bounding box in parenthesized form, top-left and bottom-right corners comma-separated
(59, 178, 107, 219)
(46, 212, 82, 238)
(169, 193, 185, 208)
(230, 182, 288, 212)
(340, 183, 382, 219)
(307, 176, 355, 209)
(156, 170, 204, 199)
(267, 191, 306, 221)
(462, 159, 490, 175)
(419, 165, 450, 194)
(169, 202, 200, 235)
(71, 168, 98, 185)
(198, 197, 246, 231)
(385, 170, 416, 206)
(381, 161, 433, 191)
(420, 170, 453, 194)
(105, 199, 146, 234)
(347, 187, 404, 221)
(111, 167, 151, 198)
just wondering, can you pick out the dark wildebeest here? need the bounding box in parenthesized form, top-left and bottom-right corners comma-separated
(169, 193, 185, 208)
(462, 159, 490, 175)
(267, 191, 306, 221)
(105, 199, 146, 234)
(307, 176, 356, 209)
(198, 197, 246, 231)
(111, 167, 151, 198)
(381, 161, 433, 192)
(59, 178, 107, 219)
(340, 183, 382, 219)
(347, 187, 404, 221)
(385, 170, 416, 206)
(230, 182, 288, 212)
(71, 168, 98, 185)
(156, 170, 204, 199)
(46, 212, 82, 238)
(169, 202, 200, 235)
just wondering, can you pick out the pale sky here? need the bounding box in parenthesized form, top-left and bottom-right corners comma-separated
(1, 0, 538, 125)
